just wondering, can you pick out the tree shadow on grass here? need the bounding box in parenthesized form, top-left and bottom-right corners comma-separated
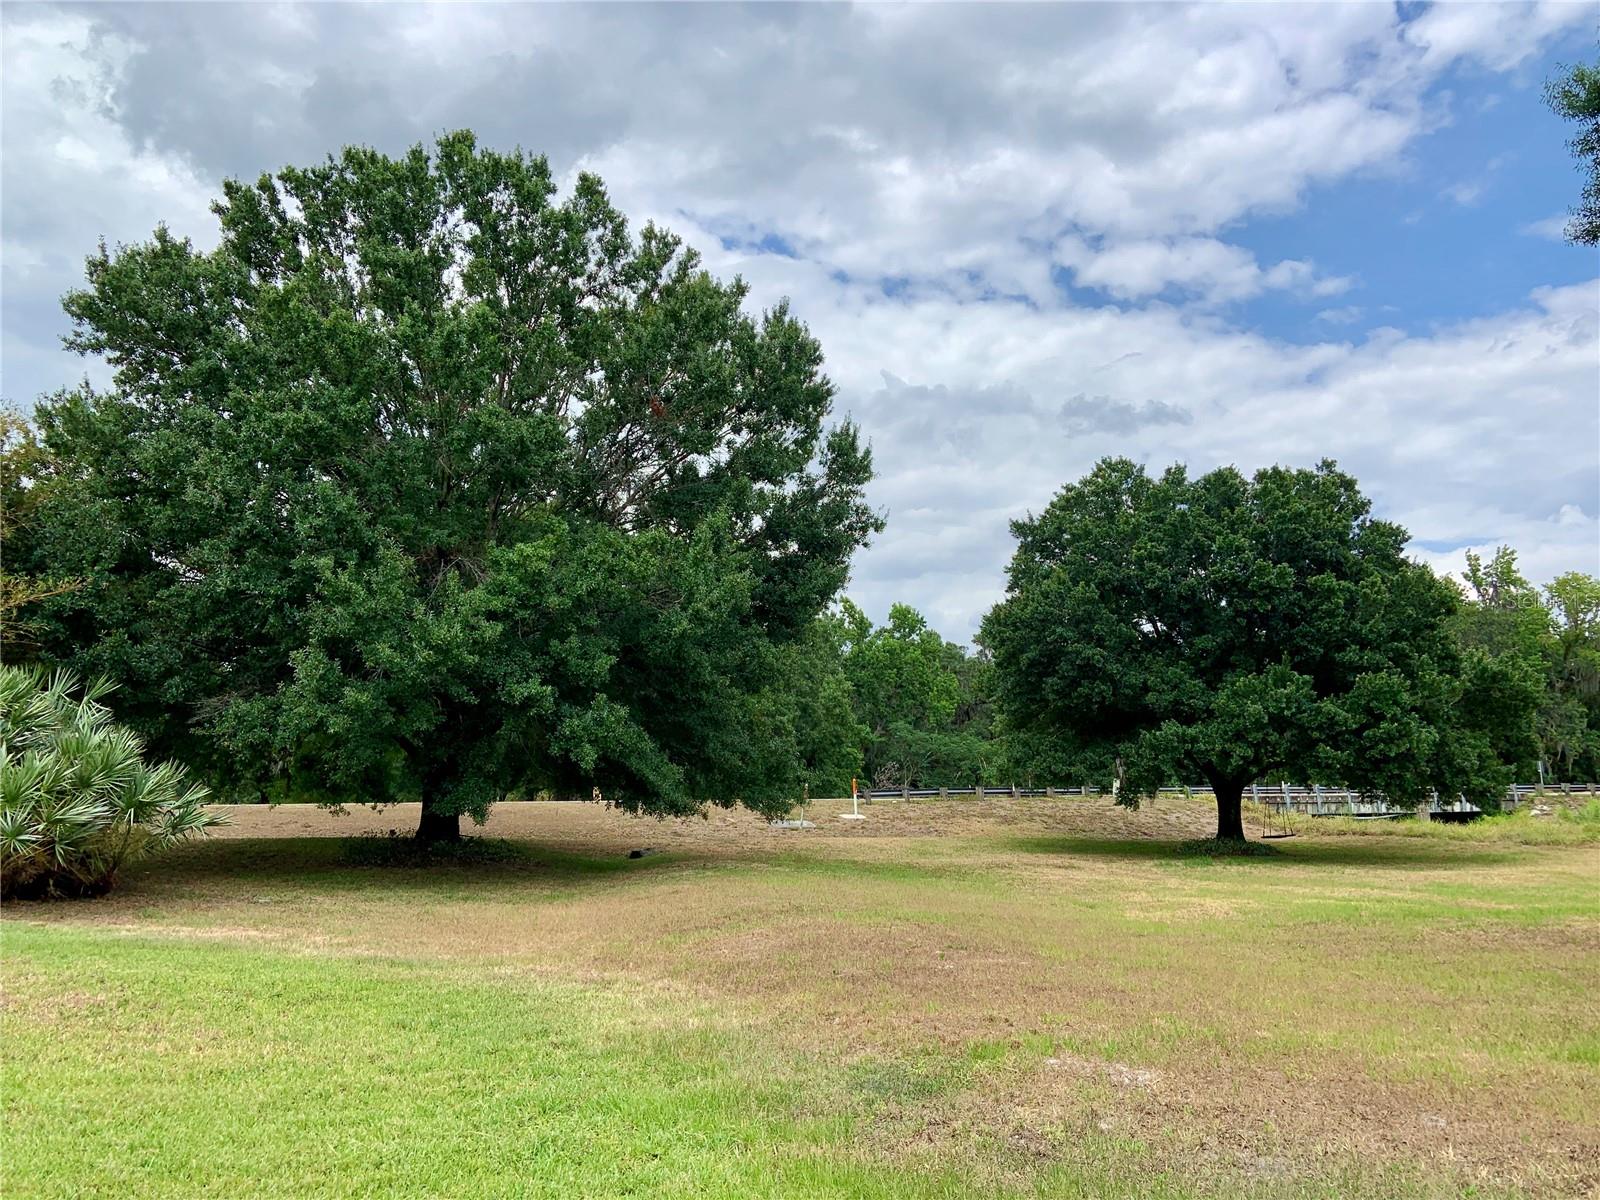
(13, 832, 974, 912)
(1006, 835, 1518, 870)
(105, 834, 688, 900)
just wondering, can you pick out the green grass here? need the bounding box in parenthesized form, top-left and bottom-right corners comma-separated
(1, 924, 1417, 1200)
(2, 925, 990, 1200)
(4, 803, 1596, 1199)
(1258, 796, 1600, 846)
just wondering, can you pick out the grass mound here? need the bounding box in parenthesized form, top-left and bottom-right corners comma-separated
(1254, 796, 1600, 846)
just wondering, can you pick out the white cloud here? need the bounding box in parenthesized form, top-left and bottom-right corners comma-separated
(0, 10, 216, 405)
(1404, 1, 1584, 73)
(3, 1, 1595, 642)
(1412, 520, 1599, 598)
(12, 0, 1583, 323)
(779, 278, 1599, 637)
(1521, 213, 1573, 240)
(1315, 305, 1365, 325)
(1052, 236, 1351, 304)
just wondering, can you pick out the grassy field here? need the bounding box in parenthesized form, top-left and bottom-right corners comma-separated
(3, 795, 1597, 1199)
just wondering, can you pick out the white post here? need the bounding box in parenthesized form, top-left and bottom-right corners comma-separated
(840, 779, 865, 821)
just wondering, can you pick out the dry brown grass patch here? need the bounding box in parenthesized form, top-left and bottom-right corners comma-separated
(9, 796, 1597, 1197)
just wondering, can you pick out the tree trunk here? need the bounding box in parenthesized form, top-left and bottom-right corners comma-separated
(1213, 778, 1246, 841)
(416, 797, 461, 844)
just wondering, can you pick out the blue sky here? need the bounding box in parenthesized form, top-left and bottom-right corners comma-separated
(1234, 40, 1599, 343)
(3, 3, 1597, 641)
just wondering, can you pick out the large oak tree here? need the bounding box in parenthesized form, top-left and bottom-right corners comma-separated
(27, 133, 879, 840)
(982, 458, 1522, 840)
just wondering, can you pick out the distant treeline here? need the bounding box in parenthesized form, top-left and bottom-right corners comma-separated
(826, 545, 1598, 795)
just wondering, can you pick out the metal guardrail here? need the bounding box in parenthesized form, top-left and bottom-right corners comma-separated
(859, 786, 1090, 801)
(855, 782, 1600, 817)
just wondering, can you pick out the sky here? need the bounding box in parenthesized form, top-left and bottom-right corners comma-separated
(3, 2, 1598, 643)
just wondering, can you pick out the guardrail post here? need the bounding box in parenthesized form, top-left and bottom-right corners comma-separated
(939, 786, 948, 800)
(975, 784, 984, 800)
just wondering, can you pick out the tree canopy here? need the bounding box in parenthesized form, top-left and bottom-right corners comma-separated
(1, 410, 82, 655)
(1545, 571, 1600, 777)
(24, 132, 879, 839)
(1454, 547, 1600, 781)
(981, 458, 1523, 839)
(1545, 56, 1600, 245)
(834, 600, 1000, 788)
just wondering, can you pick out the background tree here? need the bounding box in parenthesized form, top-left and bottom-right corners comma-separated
(742, 616, 867, 804)
(0, 410, 82, 657)
(837, 600, 960, 787)
(1452, 548, 1600, 782)
(1451, 546, 1546, 779)
(24, 133, 879, 840)
(932, 639, 1007, 784)
(1544, 571, 1600, 778)
(1545, 56, 1600, 244)
(982, 458, 1519, 841)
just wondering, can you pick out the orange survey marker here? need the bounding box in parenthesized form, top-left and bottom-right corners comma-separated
(842, 778, 864, 821)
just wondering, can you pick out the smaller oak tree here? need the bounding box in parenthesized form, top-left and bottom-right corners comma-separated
(982, 458, 1521, 841)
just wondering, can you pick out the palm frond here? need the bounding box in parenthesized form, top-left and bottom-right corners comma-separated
(0, 666, 222, 899)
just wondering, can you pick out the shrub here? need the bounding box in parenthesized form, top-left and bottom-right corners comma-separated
(0, 667, 225, 899)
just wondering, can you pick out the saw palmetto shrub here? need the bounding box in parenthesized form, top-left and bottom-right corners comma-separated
(0, 667, 225, 899)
